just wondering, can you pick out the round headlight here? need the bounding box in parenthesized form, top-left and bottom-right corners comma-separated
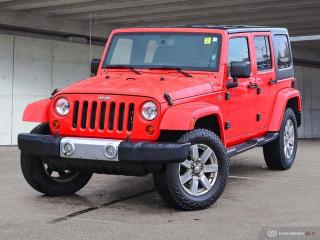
(55, 97, 70, 116)
(141, 101, 158, 121)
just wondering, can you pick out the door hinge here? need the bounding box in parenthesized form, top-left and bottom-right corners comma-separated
(257, 87, 262, 95)
(269, 79, 277, 85)
(225, 92, 231, 100)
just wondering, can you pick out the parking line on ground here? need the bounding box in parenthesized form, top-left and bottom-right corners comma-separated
(48, 188, 156, 224)
(229, 175, 274, 181)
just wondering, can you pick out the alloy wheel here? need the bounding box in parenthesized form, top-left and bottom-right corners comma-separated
(179, 144, 218, 196)
(283, 119, 295, 159)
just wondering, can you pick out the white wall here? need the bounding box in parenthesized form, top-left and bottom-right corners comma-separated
(0, 35, 14, 145)
(0, 34, 104, 145)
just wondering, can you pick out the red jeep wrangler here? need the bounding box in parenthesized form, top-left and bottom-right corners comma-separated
(18, 26, 302, 210)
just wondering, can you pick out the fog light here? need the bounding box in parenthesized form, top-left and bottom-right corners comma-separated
(104, 144, 117, 159)
(52, 120, 60, 129)
(145, 125, 155, 135)
(62, 142, 75, 157)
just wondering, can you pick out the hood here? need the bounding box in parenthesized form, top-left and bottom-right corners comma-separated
(58, 72, 215, 103)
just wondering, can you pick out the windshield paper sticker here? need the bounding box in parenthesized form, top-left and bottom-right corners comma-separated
(204, 37, 212, 45)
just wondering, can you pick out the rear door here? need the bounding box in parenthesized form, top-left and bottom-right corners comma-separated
(224, 33, 257, 144)
(252, 33, 277, 130)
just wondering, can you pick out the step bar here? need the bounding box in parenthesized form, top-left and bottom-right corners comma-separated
(226, 132, 279, 158)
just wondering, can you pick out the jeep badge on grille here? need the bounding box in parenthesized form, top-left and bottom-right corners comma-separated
(98, 95, 111, 101)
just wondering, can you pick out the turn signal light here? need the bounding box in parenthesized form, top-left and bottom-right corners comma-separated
(52, 120, 60, 129)
(145, 125, 155, 135)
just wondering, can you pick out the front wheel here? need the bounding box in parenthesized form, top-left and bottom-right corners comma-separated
(154, 129, 229, 211)
(263, 108, 298, 170)
(20, 123, 92, 196)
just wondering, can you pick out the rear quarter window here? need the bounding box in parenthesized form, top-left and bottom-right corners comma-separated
(273, 35, 292, 69)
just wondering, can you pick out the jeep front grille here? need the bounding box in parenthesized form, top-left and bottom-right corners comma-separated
(72, 100, 135, 132)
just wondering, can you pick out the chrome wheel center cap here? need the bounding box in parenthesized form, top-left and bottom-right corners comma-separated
(194, 166, 201, 174)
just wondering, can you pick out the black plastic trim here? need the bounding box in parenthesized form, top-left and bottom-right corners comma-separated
(17, 133, 190, 164)
(118, 141, 190, 163)
(18, 133, 61, 158)
(164, 93, 174, 106)
(227, 132, 279, 157)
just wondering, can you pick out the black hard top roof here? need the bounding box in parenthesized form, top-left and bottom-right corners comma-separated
(133, 25, 288, 34)
(190, 25, 288, 34)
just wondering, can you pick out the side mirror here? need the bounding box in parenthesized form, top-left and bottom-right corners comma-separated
(230, 61, 251, 78)
(91, 58, 101, 75)
(227, 61, 251, 89)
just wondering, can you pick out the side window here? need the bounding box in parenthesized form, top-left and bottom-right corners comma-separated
(273, 35, 292, 69)
(228, 37, 250, 64)
(254, 36, 272, 71)
(228, 37, 250, 76)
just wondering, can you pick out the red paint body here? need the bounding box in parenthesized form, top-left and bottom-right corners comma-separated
(23, 27, 302, 148)
(23, 99, 50, 123)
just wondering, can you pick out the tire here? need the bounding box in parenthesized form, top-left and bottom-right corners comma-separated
(153, 129, 229, 211)
(21, 123, 93, 196)
(263, 108, 298, 170)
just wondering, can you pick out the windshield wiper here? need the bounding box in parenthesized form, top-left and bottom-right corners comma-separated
(148, 67, 192, 78)
(106, 65, 141, 75)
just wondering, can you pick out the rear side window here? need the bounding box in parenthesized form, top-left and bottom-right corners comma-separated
(273, 35, 292, 69)
(254, 36, 272, 71)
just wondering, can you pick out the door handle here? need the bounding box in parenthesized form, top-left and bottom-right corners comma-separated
(248, 82, 258, 89)
(269, 79, 277, 85)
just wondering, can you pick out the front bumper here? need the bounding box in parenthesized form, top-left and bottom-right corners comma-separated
(18, 133, 190, 164)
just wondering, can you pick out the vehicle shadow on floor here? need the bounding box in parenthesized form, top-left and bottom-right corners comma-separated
(37, 154, 273, 216)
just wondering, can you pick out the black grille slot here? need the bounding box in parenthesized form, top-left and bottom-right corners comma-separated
(118, 103, 125, 131)
(71, 99, 135, 133)
(90, 101, 97, 129)
(72, 101, 79, 128)
(127, 103, 135, 131)
(99, 102, 106, 130)
(108, 102, 116, 130)
(81, 101, 88, 129)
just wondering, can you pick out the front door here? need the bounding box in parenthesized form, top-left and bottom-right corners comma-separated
(224, 34, 258, 145)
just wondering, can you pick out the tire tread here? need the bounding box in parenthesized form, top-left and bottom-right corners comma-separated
(154, 129, 229, 210)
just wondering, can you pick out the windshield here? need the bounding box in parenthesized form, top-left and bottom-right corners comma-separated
(103, 33, 221, 71)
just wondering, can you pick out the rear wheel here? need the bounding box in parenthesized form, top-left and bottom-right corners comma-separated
(263, 108, 298, 170)
(154, 129, 229, 210)
(21, 123, 92, 196)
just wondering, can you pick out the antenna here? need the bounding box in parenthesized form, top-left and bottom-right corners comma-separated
(89, 12, 92, 64)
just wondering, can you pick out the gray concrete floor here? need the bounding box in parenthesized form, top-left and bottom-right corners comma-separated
(0, 140, 319, 240)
